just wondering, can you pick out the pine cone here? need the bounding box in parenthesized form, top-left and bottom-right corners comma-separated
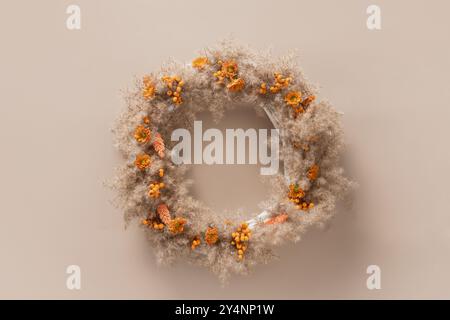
(157, 203, 171, 225)
(265, 213, 288, 225)
(153, 133, 165, 158)
(205, 226, 219, 245)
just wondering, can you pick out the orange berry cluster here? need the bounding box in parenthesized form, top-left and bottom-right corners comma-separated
(298, 201, 314, 210)
(148, 182, 165, 198)
(259, 82, 268, 94)
(142, 218, 164, 230)
(162, 75, 184, 105)
(191, 236, 201, 250)
(231, 223, 251, 261)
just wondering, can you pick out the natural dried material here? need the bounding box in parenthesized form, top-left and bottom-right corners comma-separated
(205, 226, 219, 245)
(110, 39, 355, 283)
(153, 133, 165, 158)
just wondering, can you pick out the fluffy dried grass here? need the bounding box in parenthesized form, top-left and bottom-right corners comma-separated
(110, 39, 355, 283)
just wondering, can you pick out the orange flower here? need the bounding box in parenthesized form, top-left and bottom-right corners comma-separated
(168, 217, 187, 234)
(142, 76, 156, 100)
(134, 125, 151, 144)
(284, 91, 302, 107)
(134, 153, 151, 170)
(270, 73, 292, 93)
(221, 60, 238, 79)
(227, 78, 245, 92)
(307, 164, 319, 181)
(192, 56, 209, 70)
(205, 226, 219, 245)
(288, 183, 305, 204)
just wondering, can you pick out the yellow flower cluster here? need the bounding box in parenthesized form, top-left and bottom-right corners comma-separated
(148, 182, 165, 198)
(205, 226, 219, 245)
(134, 153, 151, 170)
(192, 56, 209, 70)
(214, 60, 238, 82)
(142, 76, 156, 100)
(259, 73, 292, 94)
(168, 217, 187, 234)
(158, 168, 164, 177)
(271, 73, 292, 92)
(134, 125, 151, 144)
(162, 75, 184, 105)
(231, 223, 251, 261)
(191, 236, 201, 250)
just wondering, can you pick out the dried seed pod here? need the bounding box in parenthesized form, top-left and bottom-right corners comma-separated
(153, 133, 165, 158)
(157, 204, 171, 225)
(265, 213, 289, 225)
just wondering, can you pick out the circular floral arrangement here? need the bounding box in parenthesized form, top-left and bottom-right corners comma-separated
(112, 40, 354, 282)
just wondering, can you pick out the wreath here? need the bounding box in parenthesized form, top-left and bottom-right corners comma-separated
(112, 40, 354, 282)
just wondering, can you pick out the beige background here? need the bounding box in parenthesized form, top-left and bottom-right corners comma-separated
(1, 0, 449, 299)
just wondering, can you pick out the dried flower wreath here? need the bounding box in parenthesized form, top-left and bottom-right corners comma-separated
(111, 40, 354, 282)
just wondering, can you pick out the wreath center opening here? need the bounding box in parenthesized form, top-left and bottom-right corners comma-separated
(181, 106, 277, 217)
